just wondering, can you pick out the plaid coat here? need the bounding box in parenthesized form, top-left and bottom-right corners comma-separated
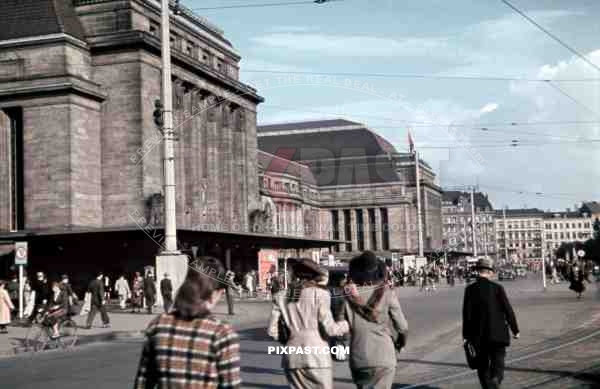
(134, 314, 241, 389)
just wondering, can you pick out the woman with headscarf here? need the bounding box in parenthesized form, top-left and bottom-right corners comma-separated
(134, 257, 241, 388)
(342, 251, 408, 389)
(569, 263, 589, 299)
(268, 258, 349, 389)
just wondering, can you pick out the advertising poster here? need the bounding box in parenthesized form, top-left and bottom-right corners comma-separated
(258, 249, 278, 290)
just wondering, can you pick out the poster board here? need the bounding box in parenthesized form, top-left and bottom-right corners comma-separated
(258, 249, 278, 290)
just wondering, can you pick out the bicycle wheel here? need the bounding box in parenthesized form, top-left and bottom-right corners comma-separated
(25, 323, 49, 352)
(58, 319, 78, 349)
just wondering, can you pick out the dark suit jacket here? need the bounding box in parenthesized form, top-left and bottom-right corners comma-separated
(144, 278, 156, 299)
(463, 277, 519, 347)
(88, 278, 105, 306)
(160, 279, 173, 299)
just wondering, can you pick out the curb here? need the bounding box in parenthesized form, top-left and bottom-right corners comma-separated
(1, 329, 145, 359)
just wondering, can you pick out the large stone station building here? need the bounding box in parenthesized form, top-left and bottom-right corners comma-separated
(0, 0, 443, 291)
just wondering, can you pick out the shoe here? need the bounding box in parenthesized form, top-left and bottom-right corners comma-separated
(83, 325, 92, 330)
(101, 324, 110, 328)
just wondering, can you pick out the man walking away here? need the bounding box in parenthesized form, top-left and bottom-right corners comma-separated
(7, 276, 18, 314)
(85, 272, 110, 329)
(115, 274, 131, 310)
(463, 258, 519, 389)
(160, 273, 173, 313)
(143, 273, 156, 314)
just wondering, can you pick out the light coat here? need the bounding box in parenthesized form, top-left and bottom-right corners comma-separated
(342, 286, 408, 369)
(0, 288, 15, 325)
(268, 286, 349, 369)
(115, 277, 131, 297)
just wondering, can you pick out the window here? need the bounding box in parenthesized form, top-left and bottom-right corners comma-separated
(149, 23, 159, 36)
(381, 208, 390, 251)
(331, 210, 340, 252)
(344, 210, 352, 251)
(578, 223, 582, 228)
(368, 209, 377, 250)
(553, 223, 557, 229)
(185, 41, 195, 57)
(546, 233, 552, 239)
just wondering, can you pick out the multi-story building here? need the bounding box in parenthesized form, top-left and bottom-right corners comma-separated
(0, 0, 341, 285)
(441, 191, 496, 258)
(257, 119, 444, 260)
(580, 201, 600, 221)
(495, 209, 544, 261)
(543, 210, 594, 256)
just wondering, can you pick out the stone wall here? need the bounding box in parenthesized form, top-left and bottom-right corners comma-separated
(0, 110, 10, 230)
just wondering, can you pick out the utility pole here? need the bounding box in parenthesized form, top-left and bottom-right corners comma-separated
(483, 220, 488, 258)
(470, 187, 477, 257)
(155, 0, 188, 310)
(415, 150, 424, 258)
(503, 207, 508, 263)
(161, 0, 178, 254)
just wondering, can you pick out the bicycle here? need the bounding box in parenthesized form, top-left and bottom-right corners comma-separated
(25, 309, 78, 352)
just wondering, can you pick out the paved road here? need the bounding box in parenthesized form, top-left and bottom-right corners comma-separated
(1, 277, 598, 388)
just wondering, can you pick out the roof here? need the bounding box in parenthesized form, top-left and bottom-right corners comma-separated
(581, 201, 600, 214)
(494, 208, 545, 217)
(258, 150, 317, 186)
(542, 211, 587, 219)
(0, 0, 86, 42)
(442, 191, 494, 210)
(257, 122, 397, 160)
(257, 119, 402, 186)
(258, 119, 360, 133)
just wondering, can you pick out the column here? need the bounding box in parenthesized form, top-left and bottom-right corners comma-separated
(375, 208, 383, 252)
(349, 209, 357, 252)
(363, 208, 371, 251)
(338, 209, 346, 252)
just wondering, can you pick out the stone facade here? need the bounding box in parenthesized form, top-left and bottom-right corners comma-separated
(0, 0, 262, 234)
(257, 119, 444, 260)
(441, 191, 496, 258)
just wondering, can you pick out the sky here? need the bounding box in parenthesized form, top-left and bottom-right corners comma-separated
(186, 0, 600, 211)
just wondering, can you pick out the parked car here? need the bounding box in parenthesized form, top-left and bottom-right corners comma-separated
(515, 265, 527, 278)
(498, 267, 516, 281)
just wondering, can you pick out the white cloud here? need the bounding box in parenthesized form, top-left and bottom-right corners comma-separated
(250, 33, 453, 58)
(479, 103, 498, 114)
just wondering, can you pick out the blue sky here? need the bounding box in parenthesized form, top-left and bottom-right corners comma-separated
(187, 0, 600, 211)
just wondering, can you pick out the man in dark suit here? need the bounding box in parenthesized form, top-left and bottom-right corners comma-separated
(143, 273, 156, 314)
(159, 273, 173, 313)
(85, 272, 110, 329)
(463, 258, 519, 389)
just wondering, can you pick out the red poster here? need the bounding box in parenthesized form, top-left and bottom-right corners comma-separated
(258, 249, 278, 290)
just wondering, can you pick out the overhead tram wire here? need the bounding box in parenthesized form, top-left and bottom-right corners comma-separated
(243, 69, 600, 83)
(260, 104, 600, 142)
(500, 0, 600, 74)
(546, 82, 600, 119)
(189, 0, 343, 11)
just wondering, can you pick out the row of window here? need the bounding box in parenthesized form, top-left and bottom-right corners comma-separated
(149, 22, 237, 79)
(497, 220, 541, 229)
(545, 232, 591, 240)
(544, 222, 590, 230)
(260, 176, 318, 200)
(331, 209, 390, 252)
(444, 215, 494, 224)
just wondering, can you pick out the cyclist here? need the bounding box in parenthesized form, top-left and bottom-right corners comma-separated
(45, 281, 69, 338)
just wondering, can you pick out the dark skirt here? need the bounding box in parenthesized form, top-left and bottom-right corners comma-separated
(569, 281, 585, 294)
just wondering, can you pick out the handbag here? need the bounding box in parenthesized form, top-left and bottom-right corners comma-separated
(463, 339, 479, 369)
(277, 315, 290, 344)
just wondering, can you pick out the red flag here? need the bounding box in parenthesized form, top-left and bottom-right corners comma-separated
(408, 129, 415, 154)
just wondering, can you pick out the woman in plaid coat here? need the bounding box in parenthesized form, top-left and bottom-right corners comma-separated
(134, 257, 241, 389)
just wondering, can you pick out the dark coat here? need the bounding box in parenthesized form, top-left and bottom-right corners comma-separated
(144, 278, 156, 299)
(463, 277, 519, 347)
(88, 278, 105, 306)
(160, 278, 173, 299)
(33, 280, 51, 305)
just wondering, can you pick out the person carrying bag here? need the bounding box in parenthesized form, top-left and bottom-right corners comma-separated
(341, 251, 408, 389)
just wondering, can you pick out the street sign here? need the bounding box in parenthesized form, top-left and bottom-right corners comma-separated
(14, 242, 27, 266)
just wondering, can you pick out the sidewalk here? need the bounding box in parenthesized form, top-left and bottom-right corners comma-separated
(0, 300, 272, 358)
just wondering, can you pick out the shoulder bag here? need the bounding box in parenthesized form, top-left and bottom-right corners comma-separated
(463, 339, 479, 369)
